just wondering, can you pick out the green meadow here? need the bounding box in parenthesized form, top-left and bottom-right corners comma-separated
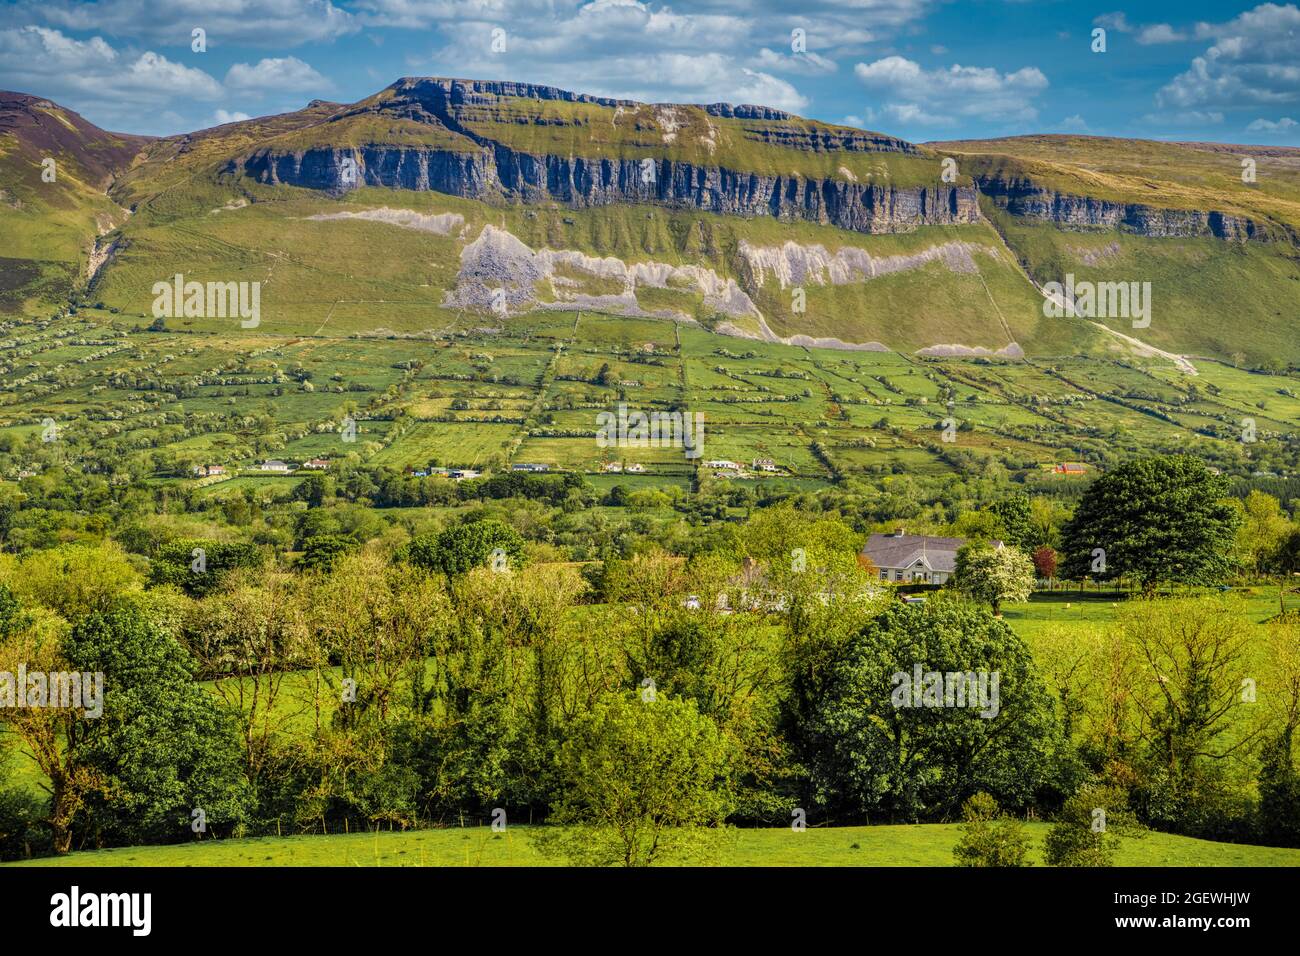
(10, 822, 1299, 868)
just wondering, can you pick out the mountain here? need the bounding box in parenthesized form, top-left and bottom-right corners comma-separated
(2, 79, 1299, 364)
(0, 92, 150, 312)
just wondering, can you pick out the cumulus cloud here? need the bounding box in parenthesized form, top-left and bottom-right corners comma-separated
(27, 0, 358, 47)
(210, 109, 252, 125)
(225, 56, 331, 94)
(1247, 116, 1298, 131)
(1094, 12, 1134, 33)
(409, 2, 814, 111)
(1136, 24, 1188, 45)
(0, 26, 222, 130)
(1158, 3, 1300, 111)
(854, 55, 1048, 125)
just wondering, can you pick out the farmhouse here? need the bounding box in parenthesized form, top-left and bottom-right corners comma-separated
(304, 458, 331, 470)
(259, 460, 291, 473)
(192, 464, 225, 477)
(1053, 461, 1088, 475)
(752, 457, 779, 472)
(512, 463, 550, 472)
(703, 459, 739, 470)
(862, 530, 998, 585)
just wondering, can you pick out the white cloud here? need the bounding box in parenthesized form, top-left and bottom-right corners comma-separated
(1140, 109, 1225, 126)
(751, 47, 838, 76)
(1094, 12, 1134, 33)
(210, 109, 252, 125)
(1136, 24, 1188, 45)
(369, 0, 939, 112)
(0, 26, 222, 130)
(28, 0, 358, 47)
(225, 57, 330, 94)
(881, 102, 954, 126)
(1247, 116, 1298, 131)
(1158, 3, 1300, 111)
(1060, 114, 1090, 131)
(854, 55, 1048, 124)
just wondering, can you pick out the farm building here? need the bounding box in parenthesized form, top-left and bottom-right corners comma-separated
(861, 530, 1000, 585)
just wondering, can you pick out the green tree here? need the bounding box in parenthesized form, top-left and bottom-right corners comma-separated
(297, 534, 355, 574)
(534, 692, 733, 866)
(406, 518, 526, 581)
(952, 792, 1031, 867)
(796, 598, 1060, 822)
(1044, 783, 1143, 866)
(67, 601, 252, 847)
(991, 494, 1034, 550)
(955, 544, 1035, 615)
(1060, 455, 1238, 594)
(149, 539, 263, 597)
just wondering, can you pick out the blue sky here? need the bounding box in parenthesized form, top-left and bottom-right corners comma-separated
(1, 0, 1297, 144)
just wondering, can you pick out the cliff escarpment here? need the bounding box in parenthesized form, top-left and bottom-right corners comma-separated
(230, 77, 978, 234)
(974, 174, 1277, 242)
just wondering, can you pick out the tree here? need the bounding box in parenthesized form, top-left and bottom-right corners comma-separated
(1045, 783, 1143, 866)
(405, 518, 526, 581)
(1032, 546, 1058, 582)
(795, 598, 1060, 822)
(6, 543, 141, 622)
(1233, 491, 1292, 577)
(297, 534, 355, 574)
(533, 692, 733, 866)
(1116, 597, 1258, 834)
(955, 544, 1035, 615)
(1060, 455, 1238, 594)
(1254, 613, 1300, 846)
(953, 792, 1031, 867)
(991, 494, 1034, 550)
(149, 539, 263, 597)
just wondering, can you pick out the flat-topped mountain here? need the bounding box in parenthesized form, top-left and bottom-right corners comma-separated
(2, 80, 1299, 364)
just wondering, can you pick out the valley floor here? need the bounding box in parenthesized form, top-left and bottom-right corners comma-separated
(9, 823, 1299, 868)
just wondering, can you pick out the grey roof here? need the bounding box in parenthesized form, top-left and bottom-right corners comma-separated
(861, 533, 998, 574)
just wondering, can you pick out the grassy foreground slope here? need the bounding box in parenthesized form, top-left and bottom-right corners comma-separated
(10, 823, 1300, 867)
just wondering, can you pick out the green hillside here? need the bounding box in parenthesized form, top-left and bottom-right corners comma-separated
(10, 821, 1299, 867)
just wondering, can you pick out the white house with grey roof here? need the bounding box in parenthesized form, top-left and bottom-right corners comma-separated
(861, 531, 1000, 585)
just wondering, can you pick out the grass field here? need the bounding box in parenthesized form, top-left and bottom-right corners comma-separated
(10, 822, 1298, 867)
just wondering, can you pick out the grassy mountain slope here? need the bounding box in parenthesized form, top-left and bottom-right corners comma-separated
(0, 92, 149, 311)
(931, 135, 1300, 364)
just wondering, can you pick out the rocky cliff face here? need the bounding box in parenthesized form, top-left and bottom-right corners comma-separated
(975, 174, 1273, 241)
(240, 144, 980, 234)
(232, 76, 977, 234)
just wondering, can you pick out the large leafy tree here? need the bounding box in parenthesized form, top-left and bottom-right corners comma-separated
(535, 692, 733, 866)
(67, 601, 252, 847)
(149, 539, 263, 597)
(1060, 455, 1238, 593)
(795, 598, 1060, 823)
